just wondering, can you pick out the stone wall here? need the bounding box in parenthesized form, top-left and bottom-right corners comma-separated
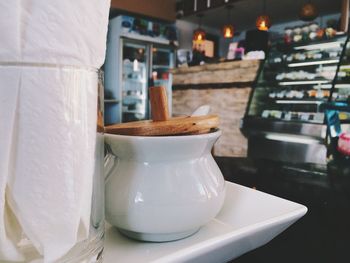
(171, 60, 260, 157)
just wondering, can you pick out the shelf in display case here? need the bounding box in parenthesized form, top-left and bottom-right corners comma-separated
(278, 79, 331, 86)
(259, 80, 332, 87)
(334, 83, 350, 89)
(260, 115, 324, 124)
(339, 64, 350, 70)
(317, 84, 333, 89)
(274, 34, 346, 52)
(274, 99, 326, 104)
(245, 115, 325, 127)
(290, 35, 346, 51)
(287, 58, 340, 68)
(257, 83, 333, 90)
(293, 41, 342, 51)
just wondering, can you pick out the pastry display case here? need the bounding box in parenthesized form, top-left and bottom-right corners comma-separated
(242, 33, 349, 165)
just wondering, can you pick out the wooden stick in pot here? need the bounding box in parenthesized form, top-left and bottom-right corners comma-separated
(104, 86, 219, 136)
(149, 86, 170, 121)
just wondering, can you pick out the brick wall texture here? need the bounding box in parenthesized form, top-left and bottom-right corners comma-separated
(171, 60, 259, 157)
(172, 87, 252, 157)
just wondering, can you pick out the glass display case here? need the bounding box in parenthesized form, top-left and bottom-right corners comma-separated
(242, 34, 349, 166)
(247, 34, 347, 124)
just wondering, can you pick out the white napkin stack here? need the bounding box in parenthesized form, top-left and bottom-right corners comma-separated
(0, 0, 110, 68)
(0, 0, 110, 262)
(6, 67, 99, 262)
(0, 1, 20, 62)
(0, 68, 24, 262)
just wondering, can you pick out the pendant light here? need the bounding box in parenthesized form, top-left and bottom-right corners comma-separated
(299, 1, 318, 21)
(193, 14, 206, 43)
(256, 0, 271, 31)
(222, 5, 234, 38)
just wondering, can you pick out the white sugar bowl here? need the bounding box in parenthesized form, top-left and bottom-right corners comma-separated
(104, 130, 226, 242)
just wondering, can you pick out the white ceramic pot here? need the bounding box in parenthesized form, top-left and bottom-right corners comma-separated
(104, 130, 226, 242)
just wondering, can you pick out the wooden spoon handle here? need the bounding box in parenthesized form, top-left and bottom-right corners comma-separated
(149, 86, 169, 122)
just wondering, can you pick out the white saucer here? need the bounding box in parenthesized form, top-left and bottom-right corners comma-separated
(104, 181, 307, 263)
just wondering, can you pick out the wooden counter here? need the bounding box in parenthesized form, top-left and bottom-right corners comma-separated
(171, 60, 261, 157)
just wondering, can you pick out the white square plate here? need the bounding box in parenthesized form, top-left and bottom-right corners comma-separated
(104, 181, 307, 263)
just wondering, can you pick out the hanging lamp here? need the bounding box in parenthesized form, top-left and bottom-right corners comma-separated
(256, 0, 271, 31)
(299, 1, 318, 21)
(222, 5, 234, 38)
(193, 14, 206, 43)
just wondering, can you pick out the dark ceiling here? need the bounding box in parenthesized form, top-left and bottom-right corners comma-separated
(179, 0, 342, 32)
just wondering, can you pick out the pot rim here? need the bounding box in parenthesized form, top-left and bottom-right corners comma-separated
(104, 129, 221, 141)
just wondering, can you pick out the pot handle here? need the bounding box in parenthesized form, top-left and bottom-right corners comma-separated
(104, 143, 118, 181)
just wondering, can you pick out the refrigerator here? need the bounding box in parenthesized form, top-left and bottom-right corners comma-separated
(104, 15, 175, 125)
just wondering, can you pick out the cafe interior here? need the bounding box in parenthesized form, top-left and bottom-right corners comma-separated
(104, 0, 350, 262)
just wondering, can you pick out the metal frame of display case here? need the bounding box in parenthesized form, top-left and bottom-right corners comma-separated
(241, 34, 350, 166)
